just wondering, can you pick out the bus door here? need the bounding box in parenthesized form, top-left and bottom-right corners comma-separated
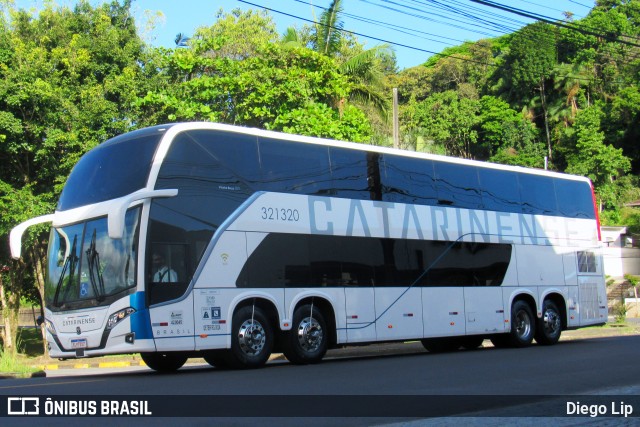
(464, 287, 505, 335)
(422, 288, 466, 337)
(147, 243, 195, 351)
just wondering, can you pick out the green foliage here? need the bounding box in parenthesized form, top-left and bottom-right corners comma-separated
(412, 90, 480, 158)
(563, 106, 631, 202)
(271, 102, 371, 142)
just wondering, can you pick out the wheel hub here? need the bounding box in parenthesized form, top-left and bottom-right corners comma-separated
(238, 319, 266, 356)
(297, 317, 323, 352)
(543, 309, 561, 334)
(515, 310, 531, 338)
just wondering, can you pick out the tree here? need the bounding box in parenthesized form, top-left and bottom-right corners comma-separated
(564, 106, 631, 210)
(137, 42, 371, 141)
(505, 22, 558, 162)
(190, 8, 278, 60)
(412, 90, 480, 159)
(283, 0, 393, 120)
(0, 0, 153, 354)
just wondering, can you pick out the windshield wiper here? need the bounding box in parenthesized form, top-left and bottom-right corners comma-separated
(86, 229, 106, 302)
(53, 235, 79, 308)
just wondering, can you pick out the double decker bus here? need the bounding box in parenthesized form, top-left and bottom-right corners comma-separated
(10, 122, 607, 371)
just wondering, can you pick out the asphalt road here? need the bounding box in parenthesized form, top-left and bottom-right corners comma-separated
(1, 336, 639, 425)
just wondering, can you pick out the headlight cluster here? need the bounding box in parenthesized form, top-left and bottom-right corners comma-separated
(106, 307, 135, 330)
(44, 318, 57, 336)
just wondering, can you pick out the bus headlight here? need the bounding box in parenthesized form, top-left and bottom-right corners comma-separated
(106, 308, 135, 330)
(44, 318, 57, 336)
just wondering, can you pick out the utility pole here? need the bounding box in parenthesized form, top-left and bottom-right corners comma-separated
(393, 88, 399, 149)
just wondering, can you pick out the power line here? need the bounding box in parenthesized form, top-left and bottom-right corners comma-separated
(470, 0, 640, 48)
(238, 0, 497, 66)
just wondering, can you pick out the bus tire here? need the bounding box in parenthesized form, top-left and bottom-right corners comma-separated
(460, 336, 484, 350)
(141, 352, 188, 372)
(227, 305, 273, 369)
(508, 300, 535, 347)
(535, 300, 562, 345)
(421, 337, 461, 353)
(203, 351, 231, 369)
(283, 304, 328, 365)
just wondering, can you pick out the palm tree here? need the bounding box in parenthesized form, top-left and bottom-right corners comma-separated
(283, 0, 391, 120)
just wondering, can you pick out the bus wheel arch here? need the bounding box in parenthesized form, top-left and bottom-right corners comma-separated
(535, 294, 565, 345)
(227, 298, 277, 369)
(282, 297, 334, 364)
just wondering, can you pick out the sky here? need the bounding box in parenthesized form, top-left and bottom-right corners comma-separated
(14, 0, 597, 70)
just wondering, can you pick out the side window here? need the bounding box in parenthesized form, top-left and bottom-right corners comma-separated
(433, 162, 483, 209)
(577, 250, 598, 273)
(259, 137, 331, 195)
(329, 148, 372, 200)
(381, 155, 438, 205)
(555, 179, 595, 219)
(148, 243, 190, 305)
(478, 168, 522, 214)
(518, 174, 559, 216)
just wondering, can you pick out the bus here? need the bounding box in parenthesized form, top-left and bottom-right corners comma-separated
(10, 122, 607, 372)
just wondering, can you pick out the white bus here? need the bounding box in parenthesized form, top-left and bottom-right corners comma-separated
(10, 122, 607, 371)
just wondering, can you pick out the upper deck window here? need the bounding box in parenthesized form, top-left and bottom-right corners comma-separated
(57, 126, 168, 211)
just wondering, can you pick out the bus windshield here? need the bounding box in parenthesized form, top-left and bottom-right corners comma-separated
(57, 126, 168, 211)
(45, 208, 140, 311)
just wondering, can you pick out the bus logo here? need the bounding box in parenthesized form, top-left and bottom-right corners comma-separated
(7, 397, 39, 415)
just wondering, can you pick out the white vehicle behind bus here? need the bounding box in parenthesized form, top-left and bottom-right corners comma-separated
(11, 122, 607, 371)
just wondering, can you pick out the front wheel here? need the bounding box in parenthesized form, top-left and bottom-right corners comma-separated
(227, 305, 273, 369)
(535, 300, 562, 345)
(282, 304, 328, 365)
(141, 352, 188, 372)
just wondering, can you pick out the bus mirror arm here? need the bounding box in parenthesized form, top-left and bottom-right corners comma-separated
(108, 188, 178, 239)
(10, 214, 56, 259)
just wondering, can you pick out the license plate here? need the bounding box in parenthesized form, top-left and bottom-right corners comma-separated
(71, 338, 87, 349)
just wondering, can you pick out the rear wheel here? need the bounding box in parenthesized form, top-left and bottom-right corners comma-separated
(282, 304, 328, 365)
(508, 300, 536, 347)
(421, 337, 461, 353)
(535, 300, 562, 345)
(141, 352, 188, 372)
(226, 305, 273, 369)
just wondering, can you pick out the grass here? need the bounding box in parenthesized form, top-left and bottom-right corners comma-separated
(0, 347, 41, 377)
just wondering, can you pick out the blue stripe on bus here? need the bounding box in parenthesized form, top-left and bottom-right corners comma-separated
(130, 292, 153, 339)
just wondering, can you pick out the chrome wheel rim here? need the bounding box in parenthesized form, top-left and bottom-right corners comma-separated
(296, 317, 323, 353)
(543, 308, 561, 336)
(515, 310, 531, 339)
(238, 319, 266, 356)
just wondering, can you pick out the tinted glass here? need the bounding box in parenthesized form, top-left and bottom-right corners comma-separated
(58, 126, 167, 210)
(329, 147, 372, 200)
(381, 155, 438, 205)
(518, 174, 559, 215)
(554, 179, 595, 219)
(259, 137, 331, 195)
(478, 168, 522, 213)
(433, 162, 483, 209)
(149, 130, 254, 304)
(187, 130, 261, 186)
(238, 233, 512, 288)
